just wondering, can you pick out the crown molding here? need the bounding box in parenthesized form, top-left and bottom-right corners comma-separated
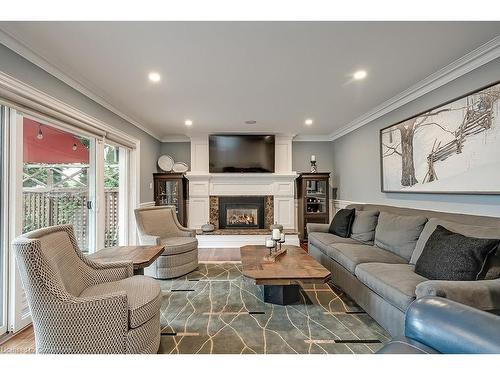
(292, 134, 332, 142)
(0, 28, 163, 141)
(160, 135, 191, 142)
(328, 34, 500, 141)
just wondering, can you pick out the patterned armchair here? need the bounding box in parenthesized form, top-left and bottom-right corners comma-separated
(134, 206, 198, 279)
(12, 225, 161, 354)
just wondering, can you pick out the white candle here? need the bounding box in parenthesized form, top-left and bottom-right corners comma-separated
(280, 233, 286, 242)
(272, 228, 281, 240)
(311, 155, 316, 162)
(266, 239, 275, 248)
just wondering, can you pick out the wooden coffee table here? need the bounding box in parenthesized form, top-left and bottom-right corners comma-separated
(240, 245, 331, 305)
(89, 245, 165, 275)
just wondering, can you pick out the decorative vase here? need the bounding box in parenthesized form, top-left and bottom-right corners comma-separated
(201, 222, 215, 232)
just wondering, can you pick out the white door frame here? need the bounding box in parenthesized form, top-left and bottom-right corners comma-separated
(7, 110, 31, 332)
(0, 106, 9, 335)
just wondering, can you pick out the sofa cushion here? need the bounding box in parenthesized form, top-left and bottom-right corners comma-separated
(355, 263, 428, 312)
(326, 243, 407, 274)
(350, 210, 379, 244)
(374, 212, 427, 261)
(160, 236, 198, 256)
(328, 208, 356, 238)
(411, 218, 500, 280)
(309, 232, 359, 250)
(80, 275, 161, 329)
(414, 225, 500, 281)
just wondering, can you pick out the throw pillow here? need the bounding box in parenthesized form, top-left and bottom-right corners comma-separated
(328, 208, 356, 238)
(350, 210, 380, 244)
(414, 225, 500, 281)
(374, 212, 427, 261)
(411, 218, 500, 281)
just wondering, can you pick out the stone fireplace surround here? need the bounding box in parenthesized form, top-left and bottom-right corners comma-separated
(210, 195, 274, 230)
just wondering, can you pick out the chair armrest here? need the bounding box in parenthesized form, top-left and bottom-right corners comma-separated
(416, 278, 500, 311)
(38, 292, 129, 353)
(307, 223, 330, 234)
(404, 297, 500, 354)
(176, 227, 196, 237)
(138, 233, 161, 245)
(82, 258, 134, 284)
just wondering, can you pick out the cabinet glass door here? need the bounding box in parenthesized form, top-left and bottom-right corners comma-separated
(157, 180, 180, 214)
(305, 179, 327, 214)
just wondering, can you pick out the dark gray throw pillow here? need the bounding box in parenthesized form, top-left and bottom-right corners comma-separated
(415, 225, 500, 281)
(329, 208, 355, 238)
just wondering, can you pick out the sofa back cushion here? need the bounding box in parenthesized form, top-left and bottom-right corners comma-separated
(414, 225, 500, 281)
(374, 212, 427, 261)
(411, 218, 500, 279)
(350, 210, 379, 244)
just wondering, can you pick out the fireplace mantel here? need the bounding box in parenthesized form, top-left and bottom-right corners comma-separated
(185, 135, 297, 230)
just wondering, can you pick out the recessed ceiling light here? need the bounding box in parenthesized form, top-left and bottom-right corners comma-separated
(184, 119, 193, 127)
(305, 119, 313, 126)
(353, 70, 367, 80)
(245, 120, 257, 125)
(148, 72, 161, 83)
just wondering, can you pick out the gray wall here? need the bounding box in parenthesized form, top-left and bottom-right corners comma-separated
(292, 141, 334, 175)
(0, 43, 161, 203)
(332, 57, 500, 217)
(159, 142, 191, 171)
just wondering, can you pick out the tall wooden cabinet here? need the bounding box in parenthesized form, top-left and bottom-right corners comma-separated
(297, 172, 330, 241)
(153, 173, 188, 226)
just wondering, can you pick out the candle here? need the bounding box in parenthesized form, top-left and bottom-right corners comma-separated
(311, 155, 316, 162)
(266, 239, 275, 248)
(280, 233, 286, 242)
(272, 228, 281, 240)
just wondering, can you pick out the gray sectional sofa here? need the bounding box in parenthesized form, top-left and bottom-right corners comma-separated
(307, 203, 500, 337)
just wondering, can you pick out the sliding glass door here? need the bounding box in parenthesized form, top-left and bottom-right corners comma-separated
(22, 116, 96, 253)
(0, 103, 136, 334)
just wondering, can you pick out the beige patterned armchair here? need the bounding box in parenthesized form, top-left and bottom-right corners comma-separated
(134, 206, 198, 279)
(12, 225, 161, 354)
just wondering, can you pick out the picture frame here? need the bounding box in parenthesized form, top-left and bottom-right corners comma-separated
(380, 80, 500, 195)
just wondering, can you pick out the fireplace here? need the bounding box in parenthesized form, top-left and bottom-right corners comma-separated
(218, 196, 265, 229)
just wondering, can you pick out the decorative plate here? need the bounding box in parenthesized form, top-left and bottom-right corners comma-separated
(172, 162, 189, 173)
(158, 155, 174, 172)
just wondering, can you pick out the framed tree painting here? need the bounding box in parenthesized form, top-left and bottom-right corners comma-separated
(380, 81, 500, 194)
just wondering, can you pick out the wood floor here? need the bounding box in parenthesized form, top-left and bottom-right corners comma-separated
(0, 247, 246, 354)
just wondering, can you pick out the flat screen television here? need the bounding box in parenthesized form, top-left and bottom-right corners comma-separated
(209, 134, 275, 173)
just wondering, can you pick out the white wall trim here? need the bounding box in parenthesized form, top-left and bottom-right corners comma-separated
(0, 28, 162, 141)
(328, 35, 500, 141)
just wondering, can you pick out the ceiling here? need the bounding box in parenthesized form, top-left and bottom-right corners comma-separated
(0, 21, 499, 141)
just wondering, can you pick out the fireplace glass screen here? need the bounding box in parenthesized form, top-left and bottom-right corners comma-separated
(226, 208, 259, 226)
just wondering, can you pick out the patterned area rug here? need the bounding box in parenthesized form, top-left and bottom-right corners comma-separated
(158, 263, 390, 354)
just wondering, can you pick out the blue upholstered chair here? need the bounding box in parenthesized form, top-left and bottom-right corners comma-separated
(377, 297, 500, 354)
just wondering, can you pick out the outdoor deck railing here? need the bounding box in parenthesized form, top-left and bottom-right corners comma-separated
(23, 189, 119, 252)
